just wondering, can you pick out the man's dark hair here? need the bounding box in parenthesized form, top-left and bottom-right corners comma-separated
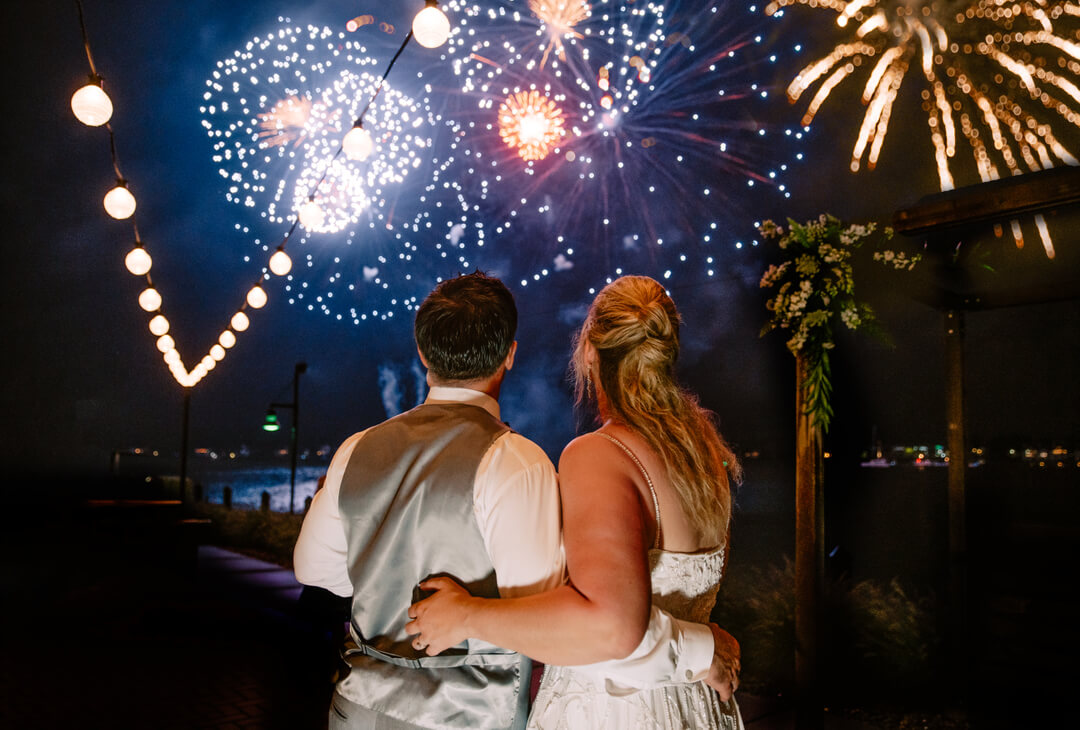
(414, 272, 518, 382)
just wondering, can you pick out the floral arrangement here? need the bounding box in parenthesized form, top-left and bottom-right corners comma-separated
(758, 214, 920, 431)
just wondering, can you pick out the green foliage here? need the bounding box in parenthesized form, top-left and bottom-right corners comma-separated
(835, 578, 940, 690)
(712, 559, 941, 700)
(712, 557, 796, 694)
(758, 215, 921, 432)
(193, 502, 304, 568)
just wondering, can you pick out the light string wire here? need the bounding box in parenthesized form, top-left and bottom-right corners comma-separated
(72, 0, 429, 388)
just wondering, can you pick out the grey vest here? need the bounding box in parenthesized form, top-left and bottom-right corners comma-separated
(336, 402, 530, 729)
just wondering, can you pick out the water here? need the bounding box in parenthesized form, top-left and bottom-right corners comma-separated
(198, 463, 329, 512)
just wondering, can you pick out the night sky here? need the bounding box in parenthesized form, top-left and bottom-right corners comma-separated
(2, 0, 1077, 480)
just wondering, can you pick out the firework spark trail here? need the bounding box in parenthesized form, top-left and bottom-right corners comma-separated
(442, 0, 806, 291)
(768, 0, 1080, 193)
(201, 4, 806, 324)
(201, 19, 495, 323)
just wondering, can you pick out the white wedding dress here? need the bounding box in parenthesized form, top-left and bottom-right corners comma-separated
(527, 435, 744, 730)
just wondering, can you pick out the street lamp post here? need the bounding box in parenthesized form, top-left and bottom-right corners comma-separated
(263, 362, 307, 513)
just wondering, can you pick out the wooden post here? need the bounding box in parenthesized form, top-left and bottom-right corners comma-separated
(179, 388, 191, 501)
(795, 354, 825, 728)
(944, 309, 968, 697)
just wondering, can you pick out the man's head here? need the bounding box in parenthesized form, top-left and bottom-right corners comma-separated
(414, 272, 518, 385)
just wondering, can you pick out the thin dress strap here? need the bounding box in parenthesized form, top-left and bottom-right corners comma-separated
(596, 432, 661, 550)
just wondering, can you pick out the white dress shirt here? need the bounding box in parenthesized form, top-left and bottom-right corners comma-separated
(293, 385, 713, 688)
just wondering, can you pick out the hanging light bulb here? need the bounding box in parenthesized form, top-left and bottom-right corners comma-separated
(230, 311, 250, 332)
(269, 248, 293, 276)
(219, 330, 237, 349)
(343, 122, 374, 161)
(103, 180, 136, 220)
(246, 284, 268, 309)
(148, 314, 170, 337)
(138, 287, 161, 312)
(412, 1, 451, 48)
(163, 349, 181, 365)
(192, 363, 208, 379)
(210, 344, 226, 361)
(125, 246, 152, 276)
(71, 76, 113, 126)
(298, 199, 325, 230)
(156, 334, 175, 353)
(201, 355, 216, 371)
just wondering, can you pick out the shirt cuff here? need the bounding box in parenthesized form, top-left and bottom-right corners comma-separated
(673, 619, 715, 683)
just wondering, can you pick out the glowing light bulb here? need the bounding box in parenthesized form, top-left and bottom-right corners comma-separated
(71, 79, 113, 126)
(210, 344, 226, 361)
(156, 334, 175, 353)
(163, 349, 181, 365)
(246, 284, 268, 309)
(269, 249, 293, 276)
(412, 3, 450, 49)
(103, 182, 136, 220)
(298, 200, 325, 230)
(125, 246, 152, 276)
(138, 287, 161, 312)
(343, 124, 374, 161)
(230, 311, 250, 332)
(219, 330, 237, 349)
(148, 314, 170, 337)
(201, 355, 215, 370)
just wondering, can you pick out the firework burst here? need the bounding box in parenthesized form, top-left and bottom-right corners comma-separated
(498, 89, 567, 159)
(768, 0, 1080, 194)
(201, 19, 499, 322)
(529, 0, 591, 67)
(441, 0, 806, 290)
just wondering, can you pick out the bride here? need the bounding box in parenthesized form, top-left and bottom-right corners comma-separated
(406, 275, 744, 729)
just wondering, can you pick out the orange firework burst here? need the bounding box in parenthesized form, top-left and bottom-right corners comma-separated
(529, 0, 591, 68)
(256, 95, 313, 148)
(498, 90, 566, 161)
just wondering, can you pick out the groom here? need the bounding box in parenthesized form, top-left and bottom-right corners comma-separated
(293, 272, 731, 730)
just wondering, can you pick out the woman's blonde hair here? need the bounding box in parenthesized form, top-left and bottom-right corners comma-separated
(572, 275, 741, 544)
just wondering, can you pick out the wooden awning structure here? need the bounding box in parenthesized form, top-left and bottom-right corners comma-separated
(891, 165, 1080, 309)
(885, 165, 1079, 706)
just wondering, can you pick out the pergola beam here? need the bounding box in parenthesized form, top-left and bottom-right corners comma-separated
(893, 165, 1080, 236)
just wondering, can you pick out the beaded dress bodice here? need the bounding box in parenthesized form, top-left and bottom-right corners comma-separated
(648, 545, 726, 624)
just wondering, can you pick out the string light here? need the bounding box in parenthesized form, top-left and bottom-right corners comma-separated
(268, 249, 293, 276)
(71, 76, 112, 126)
(246, 285, 268, 309)
(124, 246, 152, 276)
(138, 287, 161, 312)
(230, 311, 250, 332)
(342, 123, 374, 161)
(70, 0, 453, 387)
(297, 200, 326, 231)
(148, 314, 170, 337)
(412, 1, 451, 48)
(156, 334, 175, 353)
(103, 180, 136, 219)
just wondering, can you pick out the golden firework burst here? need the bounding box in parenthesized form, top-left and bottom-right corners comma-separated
(498, 90, 567, 161)
(769, 0, 1080, 256)
(529, 0, 591, 68)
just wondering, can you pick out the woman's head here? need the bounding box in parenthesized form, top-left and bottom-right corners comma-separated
(571, 275, 680, 418)
(571, 275, 740, 543)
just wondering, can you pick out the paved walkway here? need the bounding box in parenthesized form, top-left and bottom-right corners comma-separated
(0, 491, 867, 729)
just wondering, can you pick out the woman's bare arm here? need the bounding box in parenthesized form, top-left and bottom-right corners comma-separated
(405, 433, 653, 665)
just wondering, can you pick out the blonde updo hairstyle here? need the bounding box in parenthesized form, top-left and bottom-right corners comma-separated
(571, 275, 740, 544)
